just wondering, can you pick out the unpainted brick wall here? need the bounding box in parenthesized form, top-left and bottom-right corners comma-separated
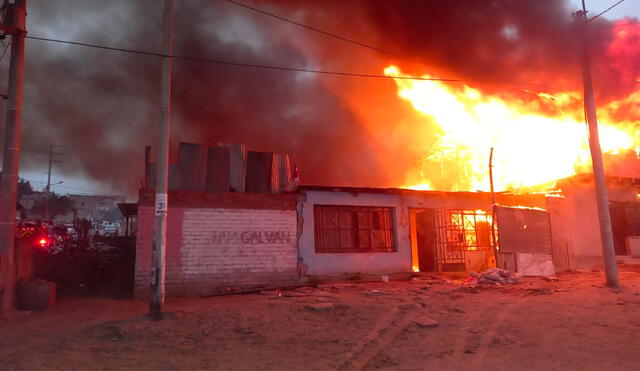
(135, 206, 298, 296)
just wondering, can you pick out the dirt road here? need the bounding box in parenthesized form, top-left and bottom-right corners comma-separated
(1, 271, 640, 370)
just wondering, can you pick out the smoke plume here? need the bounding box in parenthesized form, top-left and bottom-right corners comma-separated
(0, 0, 637, 197)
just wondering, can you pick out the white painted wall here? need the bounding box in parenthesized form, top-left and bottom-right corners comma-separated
(551, 178, 640, 268)
(135, 205, 298, 295)
(298, 191, 410, 276)
(298, 189, 524, 276)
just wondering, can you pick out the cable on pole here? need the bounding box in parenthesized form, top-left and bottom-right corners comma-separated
(589, 0, 626, 22)
(221, 0, 578, 97)
(25, 35, 462, 82)
(221, 0, 431, 67)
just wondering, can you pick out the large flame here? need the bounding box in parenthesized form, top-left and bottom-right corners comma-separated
(384, 66, 638, 192)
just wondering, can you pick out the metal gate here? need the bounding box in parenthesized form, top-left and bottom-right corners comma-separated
(434, 209, 493, 271)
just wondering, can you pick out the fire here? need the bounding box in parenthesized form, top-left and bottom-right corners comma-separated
(384, 66, 637, 192)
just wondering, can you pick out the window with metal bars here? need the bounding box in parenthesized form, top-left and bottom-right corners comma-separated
(314, 205, 395, 253)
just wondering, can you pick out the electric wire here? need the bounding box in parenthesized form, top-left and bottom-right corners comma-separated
(221, 0, 431, 67)
(21, 178, 115, 196)
(220, 0, 577, 98)
(25, 35, 462, 82)
(26, 34, 581, 100)
(589, 0, 626, 22)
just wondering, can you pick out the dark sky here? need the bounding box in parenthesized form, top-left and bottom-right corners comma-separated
(0, 0, 638, 198)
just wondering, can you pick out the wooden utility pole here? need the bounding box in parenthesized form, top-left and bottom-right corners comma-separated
(150, 0, 174, 319)
(45, 145, 63, 193)
(489, 147, 499, 267)
(0, 0, 26, 312)
(577, 1, 620, 288)
(44, 144, 63, 220)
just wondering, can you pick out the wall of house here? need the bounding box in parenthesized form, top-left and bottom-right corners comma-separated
(298, 191, 409, 277)
(135, 191, 298, 296)
(298, 189, 546, 277)
(550, 178, 640, 269)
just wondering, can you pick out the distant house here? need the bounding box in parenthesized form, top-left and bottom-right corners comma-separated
(69, 194, 126, 222)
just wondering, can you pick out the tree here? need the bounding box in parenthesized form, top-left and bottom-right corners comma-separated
(17, 178, 34, 199)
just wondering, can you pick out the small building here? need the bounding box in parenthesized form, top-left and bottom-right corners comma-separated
(134, 190, 299, 296)
(296, 186, 547, 280)
(133, 141, 639, 296)
(548, 174, 640, 268)
(69, 194, 126, 222)
(133, 182, 547, 295)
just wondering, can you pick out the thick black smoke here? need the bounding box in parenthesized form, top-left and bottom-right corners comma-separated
(0, 0, 636, 197)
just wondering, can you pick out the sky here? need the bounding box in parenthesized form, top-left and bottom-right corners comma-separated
(569, 0, 640, 19)
(4, 0, 640, 201)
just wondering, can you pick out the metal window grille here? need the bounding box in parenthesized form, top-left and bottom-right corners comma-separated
(314, 205, 395, 253)
(434, 209, 493, 271)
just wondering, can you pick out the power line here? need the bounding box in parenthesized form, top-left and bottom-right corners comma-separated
(25, 35, 462, 82)
(27, 34, 582, 99)
(21, 177, 113, 195)
(220, 0, 577, 97)
(589, 0, 626, 22)
(221, 0, 430, 67)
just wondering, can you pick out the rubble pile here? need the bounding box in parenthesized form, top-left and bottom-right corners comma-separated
(466, 268, 521, 285)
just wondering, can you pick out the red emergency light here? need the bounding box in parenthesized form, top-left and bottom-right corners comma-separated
(37, 238, 48, 248)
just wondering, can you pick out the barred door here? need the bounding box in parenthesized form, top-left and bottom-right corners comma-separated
(434, 209, 493, 272)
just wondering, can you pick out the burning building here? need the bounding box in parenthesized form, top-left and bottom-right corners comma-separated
(121, 2, 640, 295)
(134, 139, 640, 296)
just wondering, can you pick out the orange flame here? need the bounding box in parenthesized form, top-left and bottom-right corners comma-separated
(384, 66, 638, 192)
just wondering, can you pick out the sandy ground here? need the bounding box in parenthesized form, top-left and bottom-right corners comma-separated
(1, 270, 640, 371)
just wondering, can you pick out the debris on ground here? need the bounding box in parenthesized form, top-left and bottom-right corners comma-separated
(399, 303, 422, 310)
(462, 276, 479, 285)
(468, 268, 521, 285)
(3, 271, 640, 370)
(524, 288, 553, 296)
(445, 306, 466, 313)
(414, 316, 439, 328)
(464, 326, 480, 333)
(305, 303, 334, 312)
(543, 276, 560, 282)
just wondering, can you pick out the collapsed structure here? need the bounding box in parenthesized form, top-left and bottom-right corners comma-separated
(133, 142, 640, 296)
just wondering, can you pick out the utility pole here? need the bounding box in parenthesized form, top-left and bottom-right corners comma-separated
(0, 0, 26, 312)
(45, 145, 64, 193)
(489, 147, 499, 267)
(576, 1, 620, 288)
(44, 144, 63, 220)
(150, 0, 174, 319)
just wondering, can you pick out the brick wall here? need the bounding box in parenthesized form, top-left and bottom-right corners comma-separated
(135, 192, 298, 296)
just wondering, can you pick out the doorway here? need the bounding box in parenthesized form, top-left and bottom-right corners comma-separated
(410, 209, 437, 272)
(410, 208, 495, 272)
(609, 202, 640, 255)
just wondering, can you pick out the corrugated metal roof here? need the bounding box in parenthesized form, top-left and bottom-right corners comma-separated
(246, 151, 273, 194)
(271, 153, 292, 193)
(219, 142, 247, 193)
(206, 145, 230, 193)
(178, 143, 207, 191)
